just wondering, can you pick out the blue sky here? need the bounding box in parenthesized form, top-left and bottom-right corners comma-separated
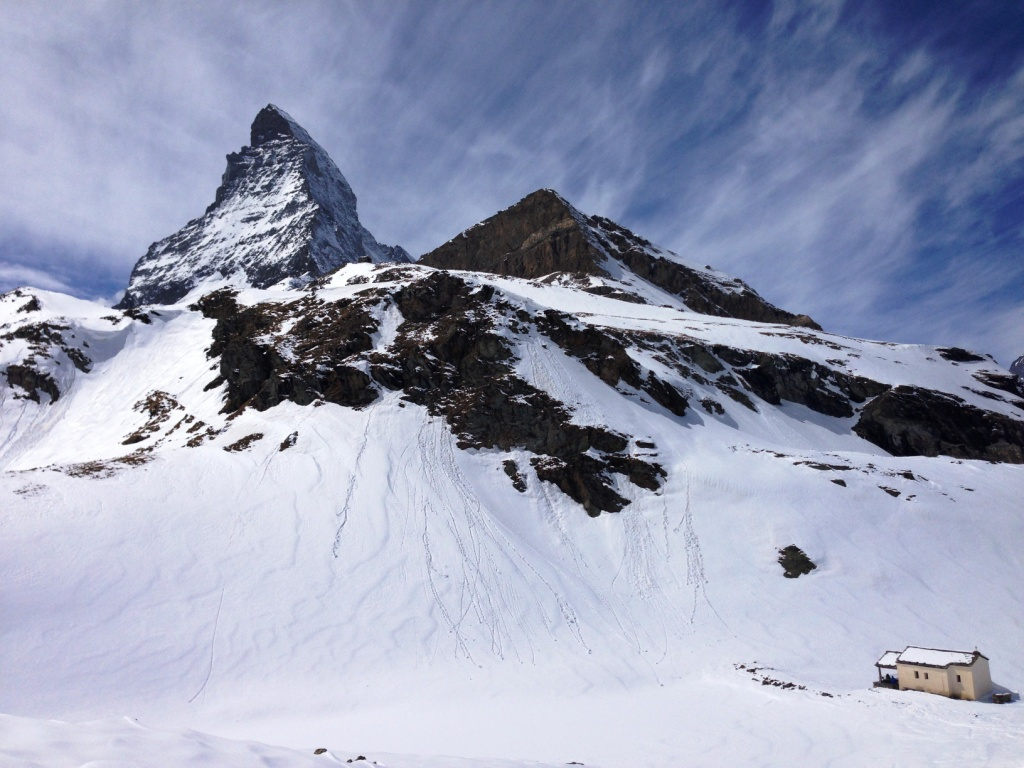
(1, 0, 1021, 363)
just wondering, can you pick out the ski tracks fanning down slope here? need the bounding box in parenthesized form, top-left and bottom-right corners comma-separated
(405, 405, 695, 669)
(402, 402, 716, 675)
(674, 466, 726, 629)
(414, 411, 549, 664)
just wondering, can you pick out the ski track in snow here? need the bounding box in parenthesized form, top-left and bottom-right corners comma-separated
(416, 415, 477, 663)
(332, 409, 373, 558)
(187, 588, 224, 704)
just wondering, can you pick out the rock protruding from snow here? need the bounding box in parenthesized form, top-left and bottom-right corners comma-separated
(853, 385, 1024, 463)
(118, 105, 409, 308)
(420, 189, 820, 328)
(190, 274, 668, 515)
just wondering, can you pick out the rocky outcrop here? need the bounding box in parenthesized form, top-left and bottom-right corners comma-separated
(3, 363, 61, 403)
(118, 105, 409, 308)
(972, 370, 1023, 398)
(191, 265, 1024, 478)
(936, 347, 987, 363)
(709, 346, 889, 418)
(537, 310, 690, 417)
(420, 190, 603, 278)
(585, 213, 821, 329)
(193, 275, 665, 515)
(0, 321, 91, 373)
(192, 288, 379, 412)
(0, 313, 95, 405)
(421, 189, 819, 328)
(375, 272, 666, 514)
(853, 386, 1024, 463)
(777, 545, 817, 578)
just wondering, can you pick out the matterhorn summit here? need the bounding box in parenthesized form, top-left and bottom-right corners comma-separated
(117, 105, 409, 308)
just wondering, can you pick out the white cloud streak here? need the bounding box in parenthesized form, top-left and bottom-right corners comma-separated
(0, 262, 73, 294)
(0, 1, 1021, 363)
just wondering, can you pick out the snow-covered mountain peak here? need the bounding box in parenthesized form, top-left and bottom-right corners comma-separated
(116, 107, 410, 309)
(249, 103, 315, 147)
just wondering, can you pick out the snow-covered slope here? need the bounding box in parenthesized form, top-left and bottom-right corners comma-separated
(2, 254, 1023, 765)
(118, 105, 409, 308)
(3, 118, 1024, 766)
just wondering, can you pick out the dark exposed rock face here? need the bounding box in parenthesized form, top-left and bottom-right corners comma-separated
(118, 105, 409, 309)
(421, 189, 819, 329)
(192, 288, 378, 413)
(0, 316, 95, 405)
(420, 190, 603, 278)
(973, 370, 1023, 398)
(17, 296, 41, 313)
(373, 272, 665, 515)
(709, 347, 889, 418)
(586, 213, 821, 330)
(537, 310, 690, 417)
(503, 460, 527, 492)
(250, 105, 309, 146)
(194, 275, 665, 515)
(186, 263, 1024, 510)
(535, 318, 888, 422)
(937, 347, 986, 363)
(854, 386, 1024, 463)
(4, 363, 61, 403)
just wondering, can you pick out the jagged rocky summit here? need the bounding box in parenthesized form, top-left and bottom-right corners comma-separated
(421, 189, 821, 329)
(117, 105, 409, 308)
(1012, 354, 1024, 385)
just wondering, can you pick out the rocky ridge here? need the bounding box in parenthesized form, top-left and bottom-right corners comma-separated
(421, 189, 820, 329)
(117, 105, 409, 308)
(170, 258, 1024, 515)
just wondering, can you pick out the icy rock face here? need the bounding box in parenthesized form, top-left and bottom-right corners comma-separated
(118, 105, 409, 308)
(1012, 354, 1024, 385)
(420, 189, 820, 328)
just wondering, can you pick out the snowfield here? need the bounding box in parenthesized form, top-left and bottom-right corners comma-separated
(1, 266, 1023, 767)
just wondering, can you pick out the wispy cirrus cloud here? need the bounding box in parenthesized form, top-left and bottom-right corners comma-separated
(0, 1, 1021, 362)
(0, 262, 73, 295)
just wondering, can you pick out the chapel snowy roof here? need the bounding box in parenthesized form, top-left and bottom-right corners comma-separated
(876, 650, 901, 668)
(894, 647, 985, 668)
